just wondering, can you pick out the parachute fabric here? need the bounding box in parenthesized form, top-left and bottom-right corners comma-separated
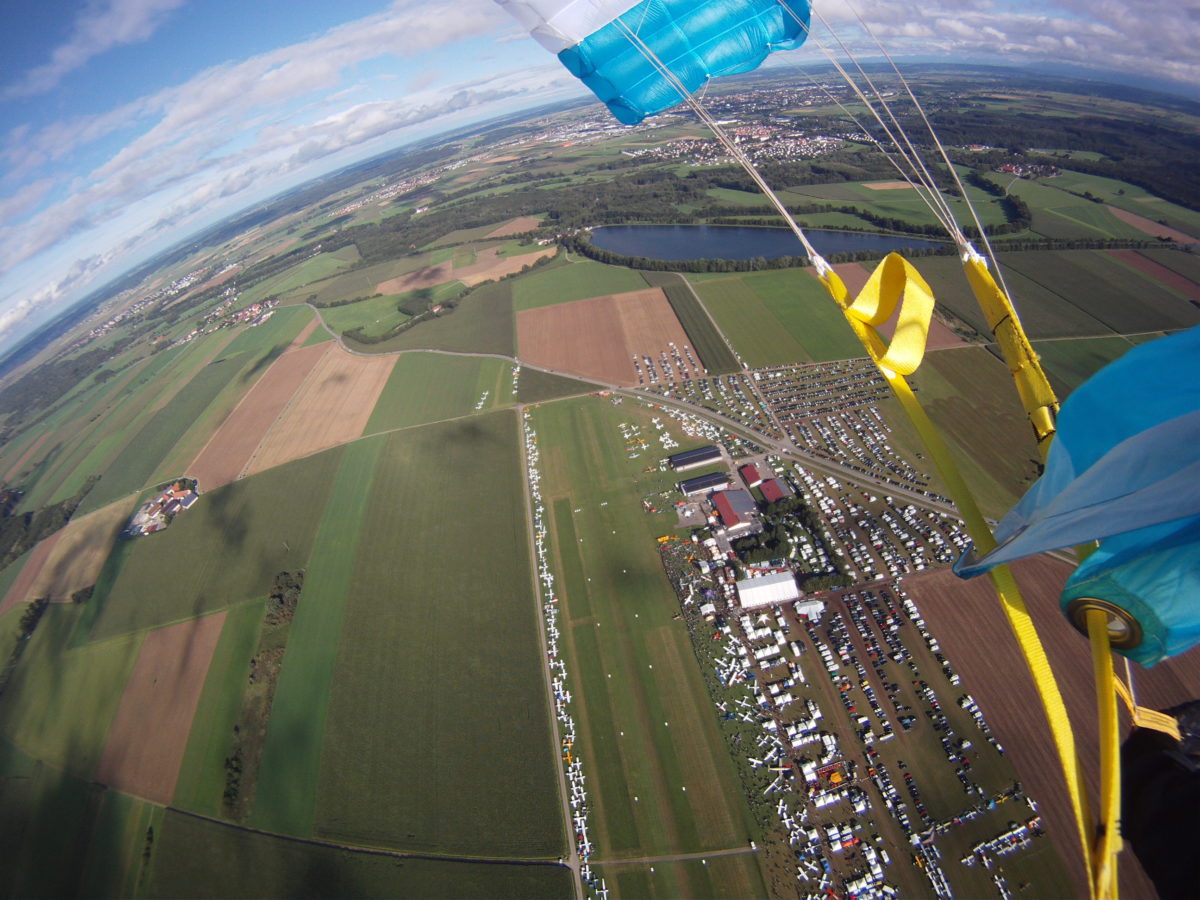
(494, 0, 812, 124)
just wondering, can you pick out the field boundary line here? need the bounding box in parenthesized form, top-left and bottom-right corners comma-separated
(164, 805, 572, 868)
(594, 845, 757, 866)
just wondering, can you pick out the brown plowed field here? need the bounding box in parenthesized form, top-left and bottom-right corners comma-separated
(1107, 249, 1200, 303)
(3, 432, 50, 482)
(903, 556, 1200, 898)
(187, 342, 329, 490)
(455, 246, 557, 286)
(94, 612, 226, 804)
(0, 531, 64, 616)
(241, 348, 394, 476)
(863, 181, 913, 191)
(21, 501, 131, 604)
(1107, 206, 1196, 244)
(487, 216, 542, 238)
(517, 288, 695, 385)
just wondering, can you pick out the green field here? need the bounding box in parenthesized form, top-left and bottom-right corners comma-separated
(642, 272, 740, 374)
(311, 413, 562, 857)
(1032, 336, 1136, 396)
(72, 352, 252, 515)
(0, 603, 141, 776)
(534, 397, 762, 879)
(238, 246, 362, 305)
(251, 438, 385, 837)
(517, 367, 599, 405)
(910, 347, 1043, 515)
(20, 332, 232, 509)
(346, 280, 516, 356)
(287, 253, 448, 306)
(87, 448, 343, 641)
(692, 269, 866, 366)
(364, 352, 511, 434)
(512, 258, 649, 311)
(601, 852, 766, 899)
(172, 599, 267, 816)
(147, 810, 573, 899)
(1002, 250, 1200, 335)
(0, 759, 159, 898)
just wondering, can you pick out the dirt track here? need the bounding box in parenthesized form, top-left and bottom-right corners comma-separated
(94, 612, 227, 804)
(904, 556, 1200, 898)
(242, 347, 394, 476)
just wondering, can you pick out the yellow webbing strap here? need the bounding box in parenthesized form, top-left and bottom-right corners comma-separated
(1114, 678, 1182, 740)
(961, 253, 1061, 460)
(816, 254, 1098, 897)
(1088, 608, 1122, 899)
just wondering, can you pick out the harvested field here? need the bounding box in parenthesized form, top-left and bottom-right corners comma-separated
(863, 181, 914, 190)
(1108, 249, 1200, 303)
(94, 612, 227, 803)
(375, 262, 453, 295)
(1106, 206, 1196, 243)
(487, 216, 542, 237)
(19, 501, 131, 604)
(187, 342, 328, 490)
(3, 432, 50, 482)
(242, 348, 394, 476)
(0, 532, 64, 616)
(903, 557, 1200, 899)
(455, 245, 557, 286)
(518, 288, 698, 385)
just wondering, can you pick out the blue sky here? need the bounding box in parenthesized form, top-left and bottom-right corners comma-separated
(0, 0, 1197, 354)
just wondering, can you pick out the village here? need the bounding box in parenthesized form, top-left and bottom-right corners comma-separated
(652, 440, 1053, 898)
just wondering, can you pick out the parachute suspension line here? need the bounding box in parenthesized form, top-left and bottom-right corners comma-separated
(844, 3, 1017, 302)
(790, 67, 958, 238)
(770, 1, 963, 242)
(611, 15, 832, 275)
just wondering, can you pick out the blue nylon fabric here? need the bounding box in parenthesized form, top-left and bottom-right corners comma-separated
(558, 0, 811, 125)
(953, 324, 1200, 664)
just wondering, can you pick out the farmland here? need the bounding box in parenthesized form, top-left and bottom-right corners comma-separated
(251, 438, 385, 837)
(146, 810, 573, 899)
(690, 269, 866, 366)
(346, 280, 516, 356)
(512, 258, 649, 311)
(363, 352, 512, 433)
(0, 69, 1197, 900)
(313, 413, 563, 858)
(87, 448, 342, 640)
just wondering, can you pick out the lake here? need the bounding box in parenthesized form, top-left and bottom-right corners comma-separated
(588, 224, 946, 261)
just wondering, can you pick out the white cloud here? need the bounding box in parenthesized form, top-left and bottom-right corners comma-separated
(3, 0, 185, 99)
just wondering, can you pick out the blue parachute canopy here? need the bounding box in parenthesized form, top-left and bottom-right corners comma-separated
(496, 0, 812, 124)
(955, 324, 1200, 667)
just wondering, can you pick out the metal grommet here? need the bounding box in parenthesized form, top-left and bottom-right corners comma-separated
(1065, 597, 1143, 650)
